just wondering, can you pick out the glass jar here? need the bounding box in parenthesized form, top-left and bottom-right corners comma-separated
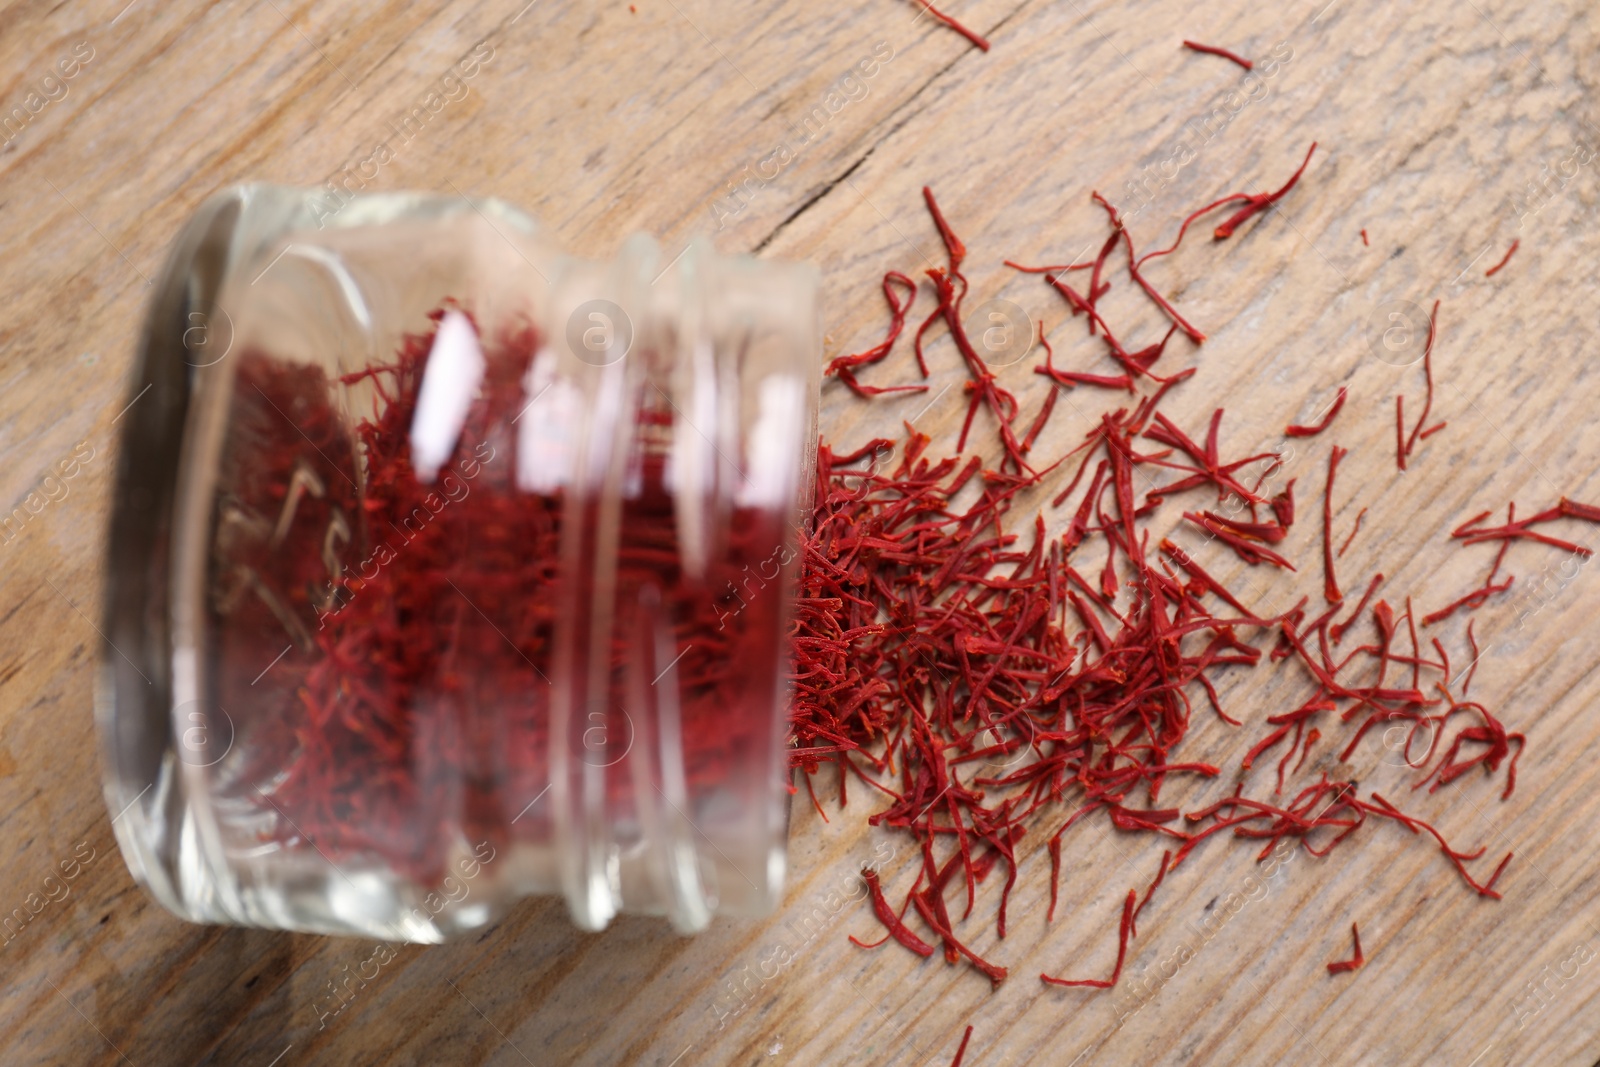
(97, 186, 818, 940)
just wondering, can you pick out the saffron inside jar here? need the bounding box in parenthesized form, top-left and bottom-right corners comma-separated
(207, 310, 794, 923)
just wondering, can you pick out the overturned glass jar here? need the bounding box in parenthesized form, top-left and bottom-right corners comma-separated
(98, 187, 818, 940)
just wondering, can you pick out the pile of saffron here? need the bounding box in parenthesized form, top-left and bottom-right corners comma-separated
(792, 144, 1582, 990)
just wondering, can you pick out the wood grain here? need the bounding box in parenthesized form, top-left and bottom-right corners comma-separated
(4, 0, 1600, 1063)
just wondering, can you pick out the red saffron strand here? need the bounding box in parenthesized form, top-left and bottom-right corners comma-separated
(1285, 386, 1348, 437)
(1181, 39, 1253, 70)
(1322, 446, 1348, 603)
(922, 186, 967, 271)
(1337, 506, 1367, 558)
(1484, 239, 1519, 277)
(921, 186, 1037, 474)
(1004, 257, 1098, 274)
(1329, 572, 1382, 645)
(1395, 395, 1407, 471)
(1213, 142, 1317, 240)
(1360, 228, 1369, 246)
(855, 868, 936, 958)
(1463, 620, 1482, 695)
(1092, 191, 1209, 345)
(912, 887, 1009, 984)
(1035, 319, 1136, 391)
(911, 0, 991, 51)
(1403, 301, 1441, 460)
(1421, 576, 1513, 627)
(1131, 850, 1173, 937)
(1041, 890, 1137, 988)
(949, 1025, 975, 1067)
(825, 272, 928, 397)
(1023, 385, 1061, 454)
(1293, 728, 1321, 774)
(1326, 922, 1365, 973)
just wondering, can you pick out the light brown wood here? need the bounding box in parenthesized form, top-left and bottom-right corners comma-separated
(4, 0, 1600, 1063)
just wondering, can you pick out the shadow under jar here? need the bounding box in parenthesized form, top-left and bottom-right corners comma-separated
(98, 187, 819, 941)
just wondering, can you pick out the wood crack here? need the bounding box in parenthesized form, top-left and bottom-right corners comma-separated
(748, 0, 1036, 255)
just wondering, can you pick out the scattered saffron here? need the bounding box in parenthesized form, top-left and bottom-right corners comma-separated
(795, 171, 1523, 996)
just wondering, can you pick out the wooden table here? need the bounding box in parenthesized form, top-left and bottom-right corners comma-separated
(5, 0, 1600, 1063)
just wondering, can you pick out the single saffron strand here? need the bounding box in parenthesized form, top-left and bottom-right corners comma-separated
(1041, 890, 1137, 988)
(1421, 575, 1513, 627)
(1125, 149, 1309, 339)
(1023, 385, 1060, 453)
(912, 888, 1009, 984)
(854, 868, 936, 957)
(1092, 191, 1208, 345)
(912, 0, 991, 51)
(1213, 142, 1317, 240)
(1418, 421, 1447, 440)
(1022, 324, 1063, 451)
(1485, 239, 1519, 277)
(1004, 257, 1097, 274)
(1360, 228, 1369, 246)
(1130, 850, 1172, 936)
(1293, 728, 1321, 774)
(1330, 572, 1383, 644)
(1483, 504, 1515, 584)
(1395, 395, 1407, 471)
(1327, 922, 1365, 973)
(1337, 506, 1367, 558)
(1181, 39, 1253, 70)
(1285, 386, 1348, 437)
(1463, 620, 1482, 695)
(922, 185, 968, 270)
(825, 272, 928, 397)
(1403, 300, 1441, 459)
(949, 1025, 975, 1067)
(1323, 446, 1348, 603)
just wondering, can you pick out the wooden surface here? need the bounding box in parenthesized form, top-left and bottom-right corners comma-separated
(5, 0, 1600, 1063)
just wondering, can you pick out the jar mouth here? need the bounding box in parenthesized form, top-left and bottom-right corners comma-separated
(98, 186, 816, 940)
